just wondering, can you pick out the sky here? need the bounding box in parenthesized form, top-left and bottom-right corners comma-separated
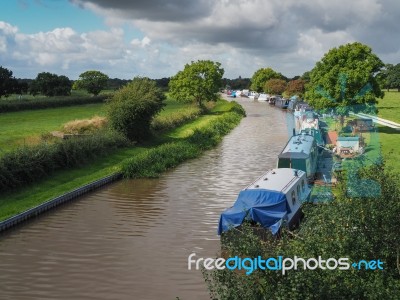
(0, 0, 399, 80)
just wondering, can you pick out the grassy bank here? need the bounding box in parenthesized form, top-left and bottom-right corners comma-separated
(0, 100, 244, 221)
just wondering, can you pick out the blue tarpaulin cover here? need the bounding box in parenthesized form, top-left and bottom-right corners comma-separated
(218, 189, 290, 235)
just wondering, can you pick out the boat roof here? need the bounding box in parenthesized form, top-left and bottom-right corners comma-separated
(245, 168, 306, 194)
(278, 133, 315, 158)
(337, 136, 359, 141)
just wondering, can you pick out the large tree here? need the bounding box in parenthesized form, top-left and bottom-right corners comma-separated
(169, 60, 224, 107)
(107, 77, 165, 141)
(0, 66, 19, 98)
(386, 63, 400, 91)
(285, 79, 306, 97)
(264, 78, 287, 95)
(74, 70, 109, 96)
(30, 72, 72, 97)
(305, 42, 384, 117)
(250, 67, 284, 92)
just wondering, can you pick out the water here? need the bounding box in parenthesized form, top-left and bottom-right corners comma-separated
(0, 99, 291, 300)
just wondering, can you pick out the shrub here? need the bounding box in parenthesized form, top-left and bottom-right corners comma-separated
(229, 101, 247, 117)
(62, 116, 108, 134)
(107, 77, 165, 141)
(0, 131, 128, 192)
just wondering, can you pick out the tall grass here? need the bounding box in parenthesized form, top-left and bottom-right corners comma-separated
(122, 102, 245, 178)
(151, 106, 202, 131)
(62, 116, 108, 134)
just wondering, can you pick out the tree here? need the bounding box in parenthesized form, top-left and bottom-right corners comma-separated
(301, 71, 311, 82)
(250, 67, 284, 92)
(29, 72, 72, 97)
(285, 79, 306, 97)
(305, 42, 384, 118)
(222, 77, 251, 90)
(107, 77, 165, 141)
(0, 66, 19, 98)
(264, 78, 287, 95)
(169, 60, 224, 107)
(386, 63, 400, 91)
(74, 70, 109, 96)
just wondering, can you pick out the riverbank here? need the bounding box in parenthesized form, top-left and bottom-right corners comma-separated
(0, 99, 244, 222)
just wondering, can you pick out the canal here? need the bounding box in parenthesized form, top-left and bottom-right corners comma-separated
(0, 99, 292, 300)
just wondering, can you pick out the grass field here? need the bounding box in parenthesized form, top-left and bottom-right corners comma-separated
(377, 91, 400, 123)
(0, 99, 240, 221)
(0, 103, 106, 152)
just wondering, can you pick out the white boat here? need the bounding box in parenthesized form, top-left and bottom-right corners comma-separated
(248, 91, 259, 100)
(241, 89, 250, 97)
(258, 93, 269, 101)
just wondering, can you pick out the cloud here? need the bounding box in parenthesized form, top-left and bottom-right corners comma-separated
(68, 0, 400, 78)
(0, 22, 144, 78)
(71, 0, 214, 22)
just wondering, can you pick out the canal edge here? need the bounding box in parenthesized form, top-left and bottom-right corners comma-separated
(0, 172, 123, 233)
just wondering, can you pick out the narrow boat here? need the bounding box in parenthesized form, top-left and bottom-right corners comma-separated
(275, 97, 290, 109)
(277, 133, 318, 182)
(218, 168, 311, 235)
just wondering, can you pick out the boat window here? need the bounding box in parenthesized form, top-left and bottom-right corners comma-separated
(302, 180, 305, 192)
(291, 190, 296, 205)
(297, 185, 301, 197)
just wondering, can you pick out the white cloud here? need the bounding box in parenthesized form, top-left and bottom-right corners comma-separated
(297, 29, 355, 61)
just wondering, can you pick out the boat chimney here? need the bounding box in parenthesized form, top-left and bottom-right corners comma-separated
(294, 170, 298, 177)
(292, 128, 296, 136)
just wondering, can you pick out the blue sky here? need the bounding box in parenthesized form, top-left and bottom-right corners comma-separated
(0, 0, 399, 79)
(1, 1, 106, 34)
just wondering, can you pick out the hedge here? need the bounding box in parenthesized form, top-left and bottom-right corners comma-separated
(0, 131, 128, 192)
(0, 95, 109, 113)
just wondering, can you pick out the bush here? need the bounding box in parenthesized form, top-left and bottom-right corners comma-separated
(107, 77, 165, 141)
(229, 101, 247, 117)
(0, 131, 128, 192)
(0, 95, 108, 113)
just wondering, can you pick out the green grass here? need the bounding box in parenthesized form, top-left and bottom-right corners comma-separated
(377, 91, 400, 123)
(0, 99, 242, 221)
(0, 103, 106, 152)
(378, 126, 400, 172)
